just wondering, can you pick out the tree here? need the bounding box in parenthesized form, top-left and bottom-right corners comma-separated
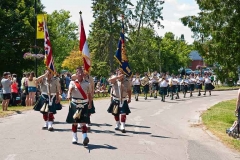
(0, 0, 44, 75)
(181, 0, 240, 82)
(47, 10, 78, 72)
(62, 48, 83, 72)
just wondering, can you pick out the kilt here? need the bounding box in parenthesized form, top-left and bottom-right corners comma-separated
(205, 83, 215, 90)
(66, 101, 90, 124)
(152, 83, 159, 91)
(177, 85, 181, 92)
(172, 85, 178, 93)
(188, 84, 195, 91)
(142, 85, 149, 94)
(195, 83, 202, 90)
(133, 85, 141, 94)
(33, 94, 57, 114)
(88, 100, 96, 114)
(107, 99, 131, 115)
(168, 85, 173, 92)
(159, 87, 167, 95)
(181, 85, 188, 93)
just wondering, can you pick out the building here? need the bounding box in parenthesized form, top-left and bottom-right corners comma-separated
(188, 51, 204, 70)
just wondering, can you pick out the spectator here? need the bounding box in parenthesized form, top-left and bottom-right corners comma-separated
(60, 75, 65, 93)
(1, 72, 12, 111)
(11, 78, 19, 106)
(235, 89, 240, 119)
(21, 73, 26, 92)
(65, 73, 71, 89)
(100, 84, 108, 97)
(24, 72, 30, 106)
(61, 90, 67, 100)
(95, 82, 101, 97)
(27, 72, 37, 106)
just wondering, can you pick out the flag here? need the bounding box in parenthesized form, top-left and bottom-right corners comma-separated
(114, 17, 132, 77)
(36, 14, 47, 39)
(79, 13, 91, 72)
(44, 18, 55, 73)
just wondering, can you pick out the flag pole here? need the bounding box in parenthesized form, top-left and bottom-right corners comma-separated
(34, 0, 38, 77)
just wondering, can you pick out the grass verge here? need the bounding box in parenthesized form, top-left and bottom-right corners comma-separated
(201, 99, 240, 152)
(0, 105, 33, 118)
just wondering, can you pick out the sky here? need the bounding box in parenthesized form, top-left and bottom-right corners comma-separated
(41, 0, 200, 44)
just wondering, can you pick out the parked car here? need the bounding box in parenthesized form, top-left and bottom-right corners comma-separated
(237, 80, 240, 86)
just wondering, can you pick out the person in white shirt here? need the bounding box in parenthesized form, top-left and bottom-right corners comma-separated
(188, 74, 196, 97)
(195, 74, 203, 96)
(181, 76, 189, 98)
(159, 74, 168, 102)
(132, 73, 141, 101)
(204, 73, 214, 96)
(172, 75, 180, 99)
(141, 73, 150, 100)
(151, 73, 159, 98)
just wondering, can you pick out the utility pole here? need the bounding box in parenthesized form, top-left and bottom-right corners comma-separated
(109, 0, 114, 72)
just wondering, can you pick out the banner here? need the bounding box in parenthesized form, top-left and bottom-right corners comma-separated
(79, 13, 91, 72)
(37, 14, 47, 39)
(114, 17, 132, 77)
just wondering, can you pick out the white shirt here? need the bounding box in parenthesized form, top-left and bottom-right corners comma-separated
(189, 78, 196, 84)
(172, 78, 178, 85)
(204, 77, 211, 84)
(132, 77, 140, 85)
(160, 80, 168, 87)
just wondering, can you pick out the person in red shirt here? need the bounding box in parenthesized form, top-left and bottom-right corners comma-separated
(11, 78, 18, 106)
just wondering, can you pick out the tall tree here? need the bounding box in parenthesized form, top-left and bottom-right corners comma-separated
(47, 10, 78, 72)
(181, 0, 240, 82)
(0, 0, 44, 75)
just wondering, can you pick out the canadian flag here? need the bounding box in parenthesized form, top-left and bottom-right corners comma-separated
(79, 13, 91, 72)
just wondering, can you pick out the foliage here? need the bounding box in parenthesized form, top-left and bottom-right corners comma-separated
(180, 0, 240, 82)
(0, 0, 44, 76)
(61, 48, 83, 72)
(127, 28, 192, 74)
(202, 99, 240, 152)
(46, 10, 78, 73)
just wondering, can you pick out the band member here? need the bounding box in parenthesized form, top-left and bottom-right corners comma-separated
(195, 74, 203, 96)
(107, 69, 131, 133)
(132, 73, 141, 101)
(166, 72, 171, 97)
(66, 67, 92, 146)
(204, 73, 214, 96)
(172, 75, 180, 99)
(151, 73, 159, 98)
(181, 76, 189, 98)
(141, 72, 150, 100)
(188, 74, 196, 97)
(34, 70, 61, 131)
(83, 70, 95, 130)
(159, 75, 168, 102)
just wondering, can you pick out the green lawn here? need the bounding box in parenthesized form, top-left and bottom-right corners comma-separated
(202, 99, 240, 151)
(0, 105, 33, 118)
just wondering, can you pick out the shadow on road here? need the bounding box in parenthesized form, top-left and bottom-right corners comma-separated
(126, 124, 151, 129)
(164, 101, 178, 103)
(151, 135, 177, 139)
(91, 123, 113, 127)
(87, 144, 117, 152)
(126, 130, 151, 135)
(114, 133, 130, 137)
(53, 128, 72, 132)
(53, 121, 68, 124)
(90, 129, 115, 134)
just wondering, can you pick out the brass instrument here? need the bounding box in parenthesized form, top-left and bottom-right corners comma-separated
(141, 76, 149, 86)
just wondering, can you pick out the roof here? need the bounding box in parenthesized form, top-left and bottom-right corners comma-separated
(189, 51, 202, 60)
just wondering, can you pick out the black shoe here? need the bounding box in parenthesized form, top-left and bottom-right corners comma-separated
(42, 126, 48, 130)
(203, 93, 206, 95)
(72, 141, 78, 144)
(136, 98, 138, 101)
(144, 97, 147, 100)
(83, 137, 89, 147)
(121, 129, 126, 133)
(48, 127, 54, 131)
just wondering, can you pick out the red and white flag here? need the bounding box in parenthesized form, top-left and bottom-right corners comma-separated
(44, 18, 55, 73)
(79, 14, 91, 72)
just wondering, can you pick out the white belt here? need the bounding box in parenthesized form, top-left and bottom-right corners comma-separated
(71, 98, 89, 103)
(42, 92, 56, 96)
(113, 97, 127, 101)
(76, 104, 85, 108)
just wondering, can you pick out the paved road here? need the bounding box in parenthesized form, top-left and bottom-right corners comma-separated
(0, 90, 240, 160)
